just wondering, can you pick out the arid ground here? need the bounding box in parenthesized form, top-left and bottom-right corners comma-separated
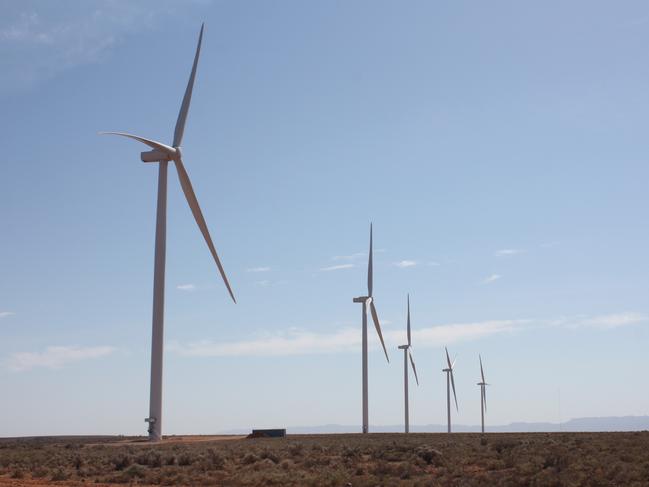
(2, 432, 649, 486)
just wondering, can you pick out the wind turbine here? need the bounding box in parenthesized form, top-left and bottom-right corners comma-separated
(477, 354, 489, 433)
(443, 347, 458, 433)
(100, 24, 236, 441)
(353, 224, 389, 434)
(397, 294, 419, 433)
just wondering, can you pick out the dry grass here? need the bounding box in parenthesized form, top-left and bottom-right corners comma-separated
(2, 432, 649, 486)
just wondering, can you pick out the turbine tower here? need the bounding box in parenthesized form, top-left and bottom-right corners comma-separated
(443, 347, 458, 433)
(101, 24, 236, 441)
(477, 354, 489, 433)
(398, 294, 419, 433)
(353, 224, 389, 434)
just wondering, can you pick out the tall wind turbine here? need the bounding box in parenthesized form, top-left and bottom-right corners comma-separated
(477, 354, 489, 433)
(443, 347, 458, 433)
(100, 24, 236, 441)
(398, 294, 419, 433)
(353, 224, 389, 434)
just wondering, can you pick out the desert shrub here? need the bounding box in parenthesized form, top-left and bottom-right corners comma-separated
(32, 466, 49, 478)
(241, 452, 259, 465)
(416, 446, 444, 466)
(124, 464, 147, 479)
(136, 450, 162, 468)
(165, 454, 177, 466)
(178, 452, 194, 466)
(371, 459, 392, 476)
(493, 440, 520, 454)
(342, 446, 360, 459)
(288, 442, 304, 457)
(10, 468, 24, 479)
(113, 454, 132, 470)
(252, 458, 276, 471)
(207, 448, 225, 469)
(543, 452, 568, 472)
(51, 467, 70, 481)
(260, 449, 280, 464)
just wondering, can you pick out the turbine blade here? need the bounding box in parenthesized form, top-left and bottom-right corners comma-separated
(369, 300, 389, 363)
(173, 23, 204, 148)
(450, 370, 458, 411)
(174, 157, 236, 303)
(452, 355, 458, 369)
(409, 349, 419, 386)
(99, 132, 174, 156)
(480, 354, 485, 383)
(407, 294, 411, 346)
(445, 347, 452, 369)
(367, 223, 373, 296)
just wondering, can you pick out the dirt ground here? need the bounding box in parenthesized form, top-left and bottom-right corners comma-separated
(2, 432, 649, 486)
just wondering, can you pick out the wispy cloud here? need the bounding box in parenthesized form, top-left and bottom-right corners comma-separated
(540, 241, 560, 248)
(427, 261, 441, 267)
(495, 249, 524, 257)
(167, 320, 524, 358)
(331, 252, 365, 261)
(394, 260, 417, 268)
(320, 264, 355, 272)
(554, 312, 647, 330)
(247, 266, 271, 273)
(255, 280, 271, 287)
(176, 284, 196, 291)
(167, 312, 644, 358)
(7, 345, 116, 372)
(0, 311, 15, 319)
(482, 274, 502, 284)
(0, 2, 194, 93)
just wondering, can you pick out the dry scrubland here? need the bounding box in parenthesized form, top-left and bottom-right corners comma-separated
(2, 432, 649, 486)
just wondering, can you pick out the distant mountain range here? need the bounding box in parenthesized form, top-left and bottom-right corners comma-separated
(220, 416, 649, 434)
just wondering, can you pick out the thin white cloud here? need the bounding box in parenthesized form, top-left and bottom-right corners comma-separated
(540, 241, 560, 248)
(320, 264, 355, 272)
(255, 280, 271, 287)
(0, 2, 196, 92)
(168, 320, 524, 358)
(495, 249, 524, 257)
(167, 312, 644, 358)
(168, 329, 360, 357)
(482, 274, 502, 284)
(412, 320, 524, 347)
(176, 284, 196, 291)
(554, 312, 647, 330)
(0, 311, 15, 319)
(7, 346, 116, 372)
(331, 252, 365, 261)
(247, 266, 271, 273)
(394, 260, 417, 268)
(427, 261, 441, 267)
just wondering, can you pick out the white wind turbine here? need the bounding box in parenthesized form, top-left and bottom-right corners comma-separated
(477, 354, 490, 433)
(353, 224, 389, 434)
(397, 294, 419, 433)
(443, 347, 458, 433)
(100, 24, 236, 441)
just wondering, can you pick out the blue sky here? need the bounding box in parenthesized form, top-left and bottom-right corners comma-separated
(2, 0, 649, 436)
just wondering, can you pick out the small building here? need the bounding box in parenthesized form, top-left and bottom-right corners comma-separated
(247, 428, 286, 438)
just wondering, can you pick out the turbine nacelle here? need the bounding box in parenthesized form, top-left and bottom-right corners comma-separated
(141, 146, 181, 163)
